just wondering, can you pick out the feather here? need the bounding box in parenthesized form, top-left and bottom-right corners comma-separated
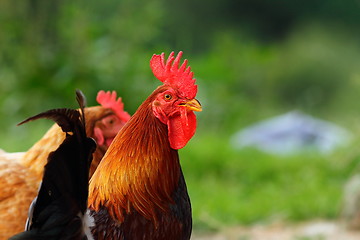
(10, 90, 96, 240)
(17, 108, 80, 134)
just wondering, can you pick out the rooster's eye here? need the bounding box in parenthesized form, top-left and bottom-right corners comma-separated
(164, 94, 172, 101)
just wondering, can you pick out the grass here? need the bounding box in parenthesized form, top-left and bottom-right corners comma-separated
(180, 132, 359, 230)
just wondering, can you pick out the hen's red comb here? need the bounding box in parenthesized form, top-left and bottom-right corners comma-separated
(150, 51, 197, 99)
(96, 90, 131, 122)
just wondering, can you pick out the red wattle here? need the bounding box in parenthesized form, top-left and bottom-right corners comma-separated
(93, 127, 105, 146)
(167, 111, 196, 149)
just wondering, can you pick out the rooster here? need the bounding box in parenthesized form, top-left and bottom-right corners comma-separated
(0, 90, 130, 240)
(10, 90, 96, 240)
(88, 51, 202, 239)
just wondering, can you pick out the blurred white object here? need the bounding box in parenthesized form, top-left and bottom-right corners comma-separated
(231, 110, 351, 155)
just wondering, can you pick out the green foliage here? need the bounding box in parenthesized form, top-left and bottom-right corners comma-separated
(0, 0, 167, 151)
(191, 24, 360, 133)
(181, 133, 357, 229)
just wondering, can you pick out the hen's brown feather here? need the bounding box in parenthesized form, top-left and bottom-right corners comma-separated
(0, 158, 38, 238)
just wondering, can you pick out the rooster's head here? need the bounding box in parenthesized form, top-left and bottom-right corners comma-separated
(150, 51, 202, 149)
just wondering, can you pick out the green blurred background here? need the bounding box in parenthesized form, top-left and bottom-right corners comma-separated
(1, 0, 360, 232)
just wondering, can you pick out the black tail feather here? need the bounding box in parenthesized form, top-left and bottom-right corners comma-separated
(17, 108, 80, 133)
(17, 90, 87, 134)
(10, 90, 96, 240)
(76, 89, 87, 134)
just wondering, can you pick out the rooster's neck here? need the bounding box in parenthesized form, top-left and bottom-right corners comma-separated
(88, 95, 182, 224)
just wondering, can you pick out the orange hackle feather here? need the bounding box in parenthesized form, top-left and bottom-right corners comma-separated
(88, 87, 181, 225)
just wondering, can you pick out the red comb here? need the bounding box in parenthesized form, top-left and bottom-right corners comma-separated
(150, 51, 197, 99)
(96, 90, 131, 122)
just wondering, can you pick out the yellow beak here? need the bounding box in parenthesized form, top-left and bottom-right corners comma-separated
(180, 99, 202, 112)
